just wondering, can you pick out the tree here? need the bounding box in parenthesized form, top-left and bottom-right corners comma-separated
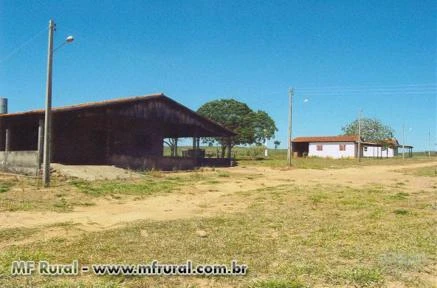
(197, 99, 277, 157)
(164, 138, 178, 157)
(274, 140, 281, 149)
(251, 110, 277, 145)
(342, 117, 394, 143)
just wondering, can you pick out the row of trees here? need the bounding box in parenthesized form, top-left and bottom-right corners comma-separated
(165, 97, 396, 157)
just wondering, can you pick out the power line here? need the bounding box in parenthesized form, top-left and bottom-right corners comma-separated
(0, 27, 47, 65)
(297, 83, 437, 91)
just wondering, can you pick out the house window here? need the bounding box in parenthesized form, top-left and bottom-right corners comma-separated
(317, 144, 323, 151)
(364, 146, 368, 152)
(339, 144, 346, 151)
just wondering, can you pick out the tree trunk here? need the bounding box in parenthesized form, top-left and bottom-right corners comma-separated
(221, 145, 226, 158)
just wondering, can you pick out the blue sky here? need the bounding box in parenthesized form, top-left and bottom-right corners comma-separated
(1, 0, 436, 151)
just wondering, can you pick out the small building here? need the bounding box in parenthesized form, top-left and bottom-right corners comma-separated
(362, 138, 399, 158)
(292, 135, 411, 159)
(0, 94, 236, 174)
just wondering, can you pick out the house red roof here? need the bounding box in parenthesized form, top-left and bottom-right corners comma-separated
(293, 135, 360, 143)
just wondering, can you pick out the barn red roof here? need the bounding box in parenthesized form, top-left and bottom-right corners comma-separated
(293, 135, 360, 143)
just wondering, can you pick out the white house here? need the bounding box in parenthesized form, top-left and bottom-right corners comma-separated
(292, 136, 406, 159)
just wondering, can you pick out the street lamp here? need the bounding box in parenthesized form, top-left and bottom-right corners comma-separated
(43, 19, 74, 187)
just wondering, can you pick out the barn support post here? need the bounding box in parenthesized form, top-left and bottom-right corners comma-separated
(192, 136, 196, 152)
(4, 128, 10, 168)
(105, 112, 111, 164)
(37, 119, 44, 168)
(3, 128, 11, 170)
(226, 137, 232, 166)
(174, 138, 178, 157)
(5, 128, 10, 152)
(192, 132, 198, 162)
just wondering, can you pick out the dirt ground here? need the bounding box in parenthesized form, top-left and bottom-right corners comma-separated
(1, 161, 435, 236)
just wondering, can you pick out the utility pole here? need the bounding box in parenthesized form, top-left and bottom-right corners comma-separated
(402, 124, 405, 160)
(358, 110, 362, 162)
(287, 88, 294, 167)
(43, 19, 55, 187)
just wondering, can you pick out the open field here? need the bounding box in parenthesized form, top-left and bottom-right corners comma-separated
(0, 157, 436, 287)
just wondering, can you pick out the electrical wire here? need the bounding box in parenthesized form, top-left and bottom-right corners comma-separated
(0, 27, 47, 65)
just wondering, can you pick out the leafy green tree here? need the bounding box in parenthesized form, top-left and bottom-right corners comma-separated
(342, 117, 394, 142)
(274, 140, 281, 149)
(251, 110, 277, 144)
(197, 99, 277, 156)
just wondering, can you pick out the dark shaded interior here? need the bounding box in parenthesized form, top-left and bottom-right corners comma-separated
(292, 142, 309, 157)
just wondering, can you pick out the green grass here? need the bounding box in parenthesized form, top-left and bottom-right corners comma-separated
(249, 279, 307, 288)
(237, 149, 436, 169)
(400, 165, 437, 177)
(0, 227, 38, 243)
(165, 145, 436, 169)
(69, 178, 180, 197)
(393, 209, 410, 215)
(0, 181, 14, 193)
(69, 171, 235, 197)
(0, 182, 435, 287)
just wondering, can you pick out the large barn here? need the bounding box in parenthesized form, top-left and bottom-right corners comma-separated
(0, 94, 236, 173)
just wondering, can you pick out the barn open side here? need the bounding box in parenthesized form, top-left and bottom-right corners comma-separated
(0, 94, 236, 173)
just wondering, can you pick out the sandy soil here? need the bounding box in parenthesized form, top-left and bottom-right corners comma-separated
(1, 161, 435, 234)
(51, 163, 141, 180)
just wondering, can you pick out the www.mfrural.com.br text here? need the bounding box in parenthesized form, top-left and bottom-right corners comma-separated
(11, 260, 248, 276)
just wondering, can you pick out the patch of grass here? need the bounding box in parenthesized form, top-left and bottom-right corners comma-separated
(217, 171, 230, 177)
(393, 209, 409, 215)
(378, 252, 428, 274)
(399, 165, 437, 177)
(338, 267, 384, 286)
(0, 199, 35, 211)
(53, 197, 72, 212)
(69, 177, 181, 197)
(0, 181, 14, 193)
(0, 227, 38, 243)
(389, 192, 409, 200)
(248, 279, 307, 288)
(237, 148, 435, 169)
(309, 192, 328, 205)
(395, 181, 406, 186)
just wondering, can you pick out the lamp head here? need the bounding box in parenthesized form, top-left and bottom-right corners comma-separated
(66, 35, 74, 43)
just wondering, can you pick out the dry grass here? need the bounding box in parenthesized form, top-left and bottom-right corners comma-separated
(0, 177, 435, 287)
(0, 158, 436, 287)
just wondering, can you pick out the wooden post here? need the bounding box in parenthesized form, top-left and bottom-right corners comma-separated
(226, 137, 232, 166)
(5, 128, 10, 152)
(4, 128, 10, 169)
(38, 119, 44, 168)
(192, 137, 196, 153)
(287, 88, 293, 166)
(105, 114, 110, 164)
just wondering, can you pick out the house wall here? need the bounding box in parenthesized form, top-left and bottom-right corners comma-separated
(363, 146, 395, 158)
(308, 142, 356, 158)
